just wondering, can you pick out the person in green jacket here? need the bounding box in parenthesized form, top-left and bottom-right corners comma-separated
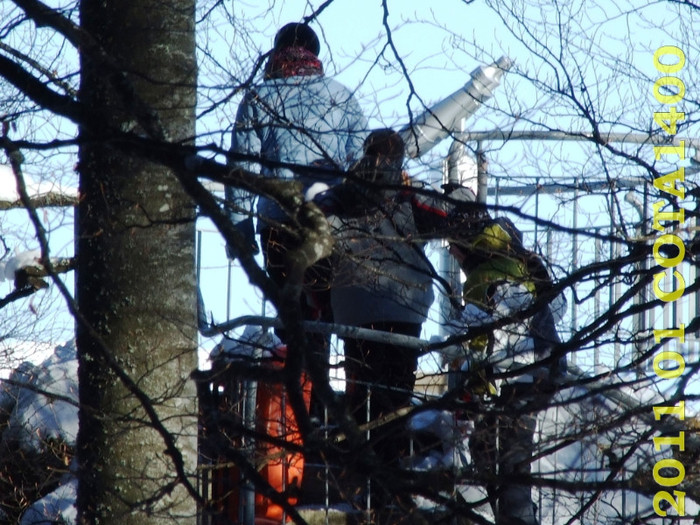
(445, 213, 565, 525)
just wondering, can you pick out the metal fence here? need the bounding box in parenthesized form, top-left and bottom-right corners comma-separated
(195, 164, 699, 524)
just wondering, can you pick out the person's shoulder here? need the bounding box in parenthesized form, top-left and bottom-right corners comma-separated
(238, 82, 267, 103)
(284, 74, 354, 97)
(320, 75, 352, 89)
(248, 78, 285, 94)
(325, 77, 360, 99)
(251, 75, 330, 97)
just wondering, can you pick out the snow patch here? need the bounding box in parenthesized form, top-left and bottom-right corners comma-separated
(2, 341, 78, 452)
(19, 476, 77, 525)
(0, 249, 42, 282)
(0, 165, 78, 203)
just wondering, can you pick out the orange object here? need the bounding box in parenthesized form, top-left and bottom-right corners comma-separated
(254, 345, 312, 524)
(207, 344, 311, 524)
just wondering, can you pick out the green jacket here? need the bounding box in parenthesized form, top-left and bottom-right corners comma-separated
(462, 221, 537, 310)
(458, 219, 565, 379)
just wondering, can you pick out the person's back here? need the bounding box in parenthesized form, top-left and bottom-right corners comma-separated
(316, 130, 446, 511)
(226, 23, 367, 236)
(329, 187, 435, 330)
(234, 75, 366, 222)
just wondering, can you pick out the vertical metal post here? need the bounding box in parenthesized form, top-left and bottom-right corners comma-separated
(324, 404, 330, 525)
(196, 229, 203, 290)
(534, 177, 540, 241)
(442, 137, 473, 388)
(241, 377, 258, 525)
(495, 177, 501, 209)
(609, 228, 621, 366)
(609, 191, 622, 366)
(594, 235, 602, 372)
(639, 186, 649, 377)
(570, 179, 579, 366)
(693, 194, 700, 364)
(365, 392, 372, 521)
(281, 384, 288, 524)
(476, 141, 488, 204)
(546, 228, 553, 277)
(226, 260, 232, 322)
(195, 228, 204, 525)
(626, 187, 649, 376)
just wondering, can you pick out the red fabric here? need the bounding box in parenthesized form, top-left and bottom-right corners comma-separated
(265, 46, 324, 79)
(413, 196, 448, 217)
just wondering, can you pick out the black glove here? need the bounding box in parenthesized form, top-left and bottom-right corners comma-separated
(226, 217, 259, 260)
(442, 182, 476, 203)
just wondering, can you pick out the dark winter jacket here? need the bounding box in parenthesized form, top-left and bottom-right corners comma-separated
(320, 173, 447, 327)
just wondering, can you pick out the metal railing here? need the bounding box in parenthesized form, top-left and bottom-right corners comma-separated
(195, 168, 698, 523)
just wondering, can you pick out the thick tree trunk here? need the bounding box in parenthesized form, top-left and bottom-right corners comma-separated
(76, 1, 198, 523)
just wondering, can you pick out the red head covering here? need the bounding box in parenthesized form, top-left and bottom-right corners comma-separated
(264, 46, 323, 79)
(265, 23, 323, 79)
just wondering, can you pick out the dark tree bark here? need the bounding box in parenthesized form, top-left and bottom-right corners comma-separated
(76, 1, 198, 523)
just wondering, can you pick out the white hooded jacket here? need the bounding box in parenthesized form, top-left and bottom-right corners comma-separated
(226, 73, 367, 229)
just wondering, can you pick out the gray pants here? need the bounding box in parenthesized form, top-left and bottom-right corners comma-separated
(470, 383, 543, 525)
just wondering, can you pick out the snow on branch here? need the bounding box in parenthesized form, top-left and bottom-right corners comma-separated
(0, 164, 78, 209)
(0, 250, 75, 308)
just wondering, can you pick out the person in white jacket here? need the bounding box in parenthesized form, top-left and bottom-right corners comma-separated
(225, 22, 367, 262)
(224, 23, 368, 392)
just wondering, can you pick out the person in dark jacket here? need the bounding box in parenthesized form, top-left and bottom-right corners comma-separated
(317, 129, 447, 495)
(445, 213, 565, 525)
